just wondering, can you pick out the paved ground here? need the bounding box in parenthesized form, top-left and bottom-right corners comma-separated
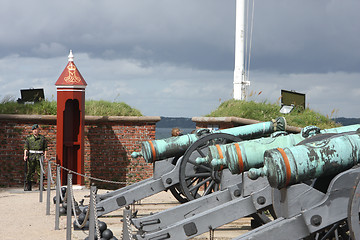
(0, 187, 251, 240)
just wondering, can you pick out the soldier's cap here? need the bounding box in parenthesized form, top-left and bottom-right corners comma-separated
(32, 124, 39, 130)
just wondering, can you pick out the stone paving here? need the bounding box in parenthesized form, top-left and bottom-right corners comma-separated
(0, 187, 251, 240)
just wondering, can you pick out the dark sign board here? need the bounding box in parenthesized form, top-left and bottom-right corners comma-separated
(281, 90, 305, 109)
(18, 88, 45, 103)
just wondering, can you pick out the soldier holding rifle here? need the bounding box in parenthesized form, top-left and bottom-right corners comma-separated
(23, 124, 48, 191)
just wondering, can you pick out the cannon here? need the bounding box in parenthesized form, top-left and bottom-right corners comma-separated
(197, 125, 360, 175)
(131, 125, 360, 239)
(248, 128, 360, 188)
(235, 129, 360, 239)
(131, 117, 286, 163)
(94, 118, 287, 217)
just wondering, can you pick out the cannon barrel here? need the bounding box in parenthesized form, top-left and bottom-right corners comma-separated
(248, 129, 360, 189)
(132, 117, 286, 163)
(199, 124, 360, 174)
(204, 131, 303, 173)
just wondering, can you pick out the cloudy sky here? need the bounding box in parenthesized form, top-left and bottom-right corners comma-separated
(0, 0, 359, 118)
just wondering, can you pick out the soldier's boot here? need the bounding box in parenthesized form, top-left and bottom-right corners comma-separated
(25, 181, 32, 191)
(24, 181, 29, 191)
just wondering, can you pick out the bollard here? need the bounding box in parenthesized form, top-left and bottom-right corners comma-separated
(89, 185, 97, 240)
(66, 173, 72, 240)
(46, 160, 51, 215)
(55, 165, 60, 230)
(122, 206, 133, 240)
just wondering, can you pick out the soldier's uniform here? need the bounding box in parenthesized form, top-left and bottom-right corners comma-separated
(24, 125, 47, 190)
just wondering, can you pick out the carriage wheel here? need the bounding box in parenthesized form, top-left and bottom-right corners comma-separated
(178, 133, 242, 201)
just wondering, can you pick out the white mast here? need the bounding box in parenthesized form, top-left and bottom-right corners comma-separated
(233, 0, 250, 100)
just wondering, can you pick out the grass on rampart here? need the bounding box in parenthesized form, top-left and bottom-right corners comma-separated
(207, 99, 339, 129)
(0, 97, 340, 129)
(0, 99, 142, 116)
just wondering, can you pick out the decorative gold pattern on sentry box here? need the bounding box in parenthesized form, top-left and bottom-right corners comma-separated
(64, 62, 81, 83)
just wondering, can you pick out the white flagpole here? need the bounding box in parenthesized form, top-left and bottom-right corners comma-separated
(233, 0, 249, 100)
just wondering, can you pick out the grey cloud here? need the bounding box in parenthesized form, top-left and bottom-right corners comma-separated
(0, 1, 234, 60)
(0, 52, 359, 118)
(0, 0, 359, 118)
(251, 0, 360, 73)
(31, 43, 67, 58)
(2, 0, 359, 75)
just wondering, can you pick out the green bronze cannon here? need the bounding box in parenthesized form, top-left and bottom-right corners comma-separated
(248, 128, 360, 189)
(197, 124, 360, 174)
(132, 117, 286, 163)
(93, 117, 288, 216)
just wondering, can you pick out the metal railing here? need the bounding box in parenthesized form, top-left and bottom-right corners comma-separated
(39, 159, 130, 240)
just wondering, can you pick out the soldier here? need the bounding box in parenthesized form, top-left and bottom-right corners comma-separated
(23, 124, 48, 191)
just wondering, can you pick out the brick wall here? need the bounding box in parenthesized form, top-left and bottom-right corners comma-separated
(0, 114, 159, 189)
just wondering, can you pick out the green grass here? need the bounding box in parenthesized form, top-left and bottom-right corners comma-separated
(207, 99, 339, 129)
(85, 100, 142, 116)
(0, 98, 142, 116)
(0, 96, 340, 129)
(0, 99, 57, 115)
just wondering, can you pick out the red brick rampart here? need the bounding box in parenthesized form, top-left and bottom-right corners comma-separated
(0, 114, 159, 189)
